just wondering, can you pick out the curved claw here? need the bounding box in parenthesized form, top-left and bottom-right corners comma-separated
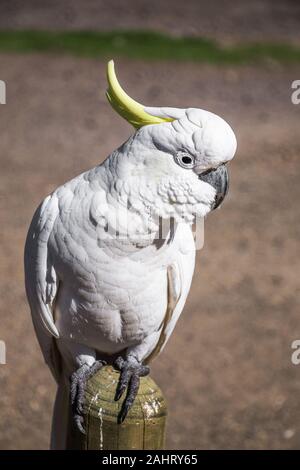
(118, 373, 140, 424)
(74, 413, 86, 435)
(113, 356, 150, 423)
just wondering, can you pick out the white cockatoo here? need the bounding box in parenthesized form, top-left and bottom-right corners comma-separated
(24, 61, 237, 449)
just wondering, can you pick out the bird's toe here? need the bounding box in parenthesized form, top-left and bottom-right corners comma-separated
(113, 356, 150, 423)
(70, 359, 106, 434)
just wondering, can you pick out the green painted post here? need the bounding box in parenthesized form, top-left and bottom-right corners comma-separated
(67, 365, 167, 450)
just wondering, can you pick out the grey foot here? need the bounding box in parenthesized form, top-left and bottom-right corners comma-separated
(114, 356, 150, 424)
(70, 359, 106, 434)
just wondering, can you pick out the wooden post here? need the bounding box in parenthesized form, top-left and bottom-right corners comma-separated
(66, 365, 167, 450)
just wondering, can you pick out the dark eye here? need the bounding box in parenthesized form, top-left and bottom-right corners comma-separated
(182, 156, 192, 164)
(174, 151, 195, 169)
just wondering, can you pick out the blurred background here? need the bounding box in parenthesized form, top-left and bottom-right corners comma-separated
(0, 0, 300, 449)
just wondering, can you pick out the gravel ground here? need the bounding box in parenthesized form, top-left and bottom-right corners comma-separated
(0, 54, 300, 449)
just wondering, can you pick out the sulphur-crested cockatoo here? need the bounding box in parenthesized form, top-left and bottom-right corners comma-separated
(24, 60, 237, 449)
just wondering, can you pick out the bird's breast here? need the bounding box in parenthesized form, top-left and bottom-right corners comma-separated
(55, 251, 169, 353)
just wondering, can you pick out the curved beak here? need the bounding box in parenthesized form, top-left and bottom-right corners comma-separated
(198, 164, 229, 210)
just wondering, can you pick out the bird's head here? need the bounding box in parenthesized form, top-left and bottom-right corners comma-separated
(105, 61, 237, 224)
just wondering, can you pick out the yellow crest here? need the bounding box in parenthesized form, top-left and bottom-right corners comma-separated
(106, 60, 174, 129)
